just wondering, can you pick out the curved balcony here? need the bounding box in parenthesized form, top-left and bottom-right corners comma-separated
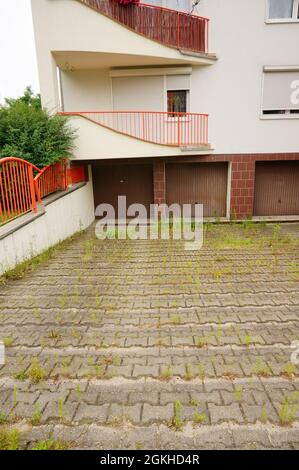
(62, 111, 209, 147)
(79, 0, 209, 54)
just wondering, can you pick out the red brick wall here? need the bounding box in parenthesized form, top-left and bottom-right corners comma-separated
(153, 161, 166, 205)
(153, 153, 299, 219)
(230, 156, 255, 219)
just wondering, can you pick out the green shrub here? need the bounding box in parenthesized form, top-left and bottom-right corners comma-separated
(0, 87, 75, 167)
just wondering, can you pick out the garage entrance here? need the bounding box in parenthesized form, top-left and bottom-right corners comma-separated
(166, 162, 228, 217)
(253, 161, 299, 216)
(93, 163, 154, 217)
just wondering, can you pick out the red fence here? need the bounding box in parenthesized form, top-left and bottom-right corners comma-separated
(62, 111, 209, 146)
(0, 157, 39, 225)
(0, 157, 85, 226)
(35, 160, 68, 200)
(79, 0, 209, 54)
(67, 166, 86, 186)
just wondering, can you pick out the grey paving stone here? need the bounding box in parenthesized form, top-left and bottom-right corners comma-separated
(142, 404, 173, 424)
(208, 403, 243, 424)
(232, 428, 272, 448)
(74, 403, 109, 424)
(107, 404, 142, 424)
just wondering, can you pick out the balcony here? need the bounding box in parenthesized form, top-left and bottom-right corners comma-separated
(79, 0, 209, 55)
(62, 111, 209, 148)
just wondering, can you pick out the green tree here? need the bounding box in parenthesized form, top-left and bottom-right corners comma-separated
(0, 87, 75, 168)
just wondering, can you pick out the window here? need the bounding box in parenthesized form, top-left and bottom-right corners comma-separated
(167, 90, 188, 114)
(262, 71, 299, 116)
(268, 0, 299, 19)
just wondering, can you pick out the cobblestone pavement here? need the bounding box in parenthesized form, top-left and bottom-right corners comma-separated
(0, 223, 299, 449)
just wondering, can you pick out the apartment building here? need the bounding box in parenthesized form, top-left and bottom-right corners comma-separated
(31, 0, 299, 219)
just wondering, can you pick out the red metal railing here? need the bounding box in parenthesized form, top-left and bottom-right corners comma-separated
(62, 111, 209, 146)
(67, 166, 86, 186)
(34, 160, 68, 200)
(0, 158, 74, 226)
(79, 0, 209, 54)
(0, 157, 39, 225)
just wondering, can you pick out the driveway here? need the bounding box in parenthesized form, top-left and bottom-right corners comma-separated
(0, 223, 299, 449)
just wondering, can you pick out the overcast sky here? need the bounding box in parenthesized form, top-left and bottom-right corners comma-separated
(0, 0, 39, 104)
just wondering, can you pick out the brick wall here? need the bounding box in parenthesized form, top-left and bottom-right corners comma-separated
(153, 153, 299, 219)
(230, 156, 255, 219)
(153, 161, 166, 205)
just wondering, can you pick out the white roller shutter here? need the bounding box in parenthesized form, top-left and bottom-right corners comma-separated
(263, 71, 299, 110)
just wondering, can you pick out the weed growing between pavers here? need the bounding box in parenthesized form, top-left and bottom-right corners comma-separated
(170, 401, 183, 431)
(31, 439, 69, 451)
(0, 427, 19, 450)
(279, 394, 298, 426)
(193, 412, 207, 425)
(161, 365, 173, 380)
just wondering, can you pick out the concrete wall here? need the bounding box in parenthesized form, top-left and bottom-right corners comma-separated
(0, 178, 95, 276)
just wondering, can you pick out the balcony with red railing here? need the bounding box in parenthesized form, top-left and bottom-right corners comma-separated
(61, 110, 210, 148)
(79, 0, 209, 55)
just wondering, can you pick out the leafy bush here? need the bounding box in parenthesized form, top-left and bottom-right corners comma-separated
(0, 87, 75, 168)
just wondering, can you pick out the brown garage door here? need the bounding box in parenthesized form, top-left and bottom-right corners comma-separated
(166, 163, 228, 217)
(93, 164, 153, 216)
(253, 161, 299, 216)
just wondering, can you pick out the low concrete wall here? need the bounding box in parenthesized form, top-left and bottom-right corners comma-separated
(0, 172, 95, 276)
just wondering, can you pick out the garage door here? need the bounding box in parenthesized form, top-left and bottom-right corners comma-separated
(166, 163, 228, 217)
(93, 164, 153, 216)
(253, 161, 299, 216)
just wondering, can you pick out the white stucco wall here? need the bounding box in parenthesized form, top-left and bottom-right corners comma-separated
(112, 76, 164, 111)
(31, 0, 299, 155)
(61, 70, 112, 111)
(0, 179, 95, 276)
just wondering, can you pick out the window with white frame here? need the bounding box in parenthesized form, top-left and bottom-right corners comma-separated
(268, 0, 299, 20)
(167, 90, 188, 114)
(262, 70, 299, 116)
(166, 74, 190, 115)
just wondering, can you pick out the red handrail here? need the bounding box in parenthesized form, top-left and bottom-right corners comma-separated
(0, 157, 40, 225)
(34, 160, 68, 200)
(78, 0, 209, 54)
(0, 158, 71, 226)
(61, 111, 209, 146)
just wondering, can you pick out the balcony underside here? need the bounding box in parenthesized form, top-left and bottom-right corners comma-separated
(54, 50, 215, 71)
(67, 115, 212, 161)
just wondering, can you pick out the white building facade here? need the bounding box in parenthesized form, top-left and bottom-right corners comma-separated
(31, 0, 299, 219)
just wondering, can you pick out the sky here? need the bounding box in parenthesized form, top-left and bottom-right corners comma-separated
(0, 0, 39, 104)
